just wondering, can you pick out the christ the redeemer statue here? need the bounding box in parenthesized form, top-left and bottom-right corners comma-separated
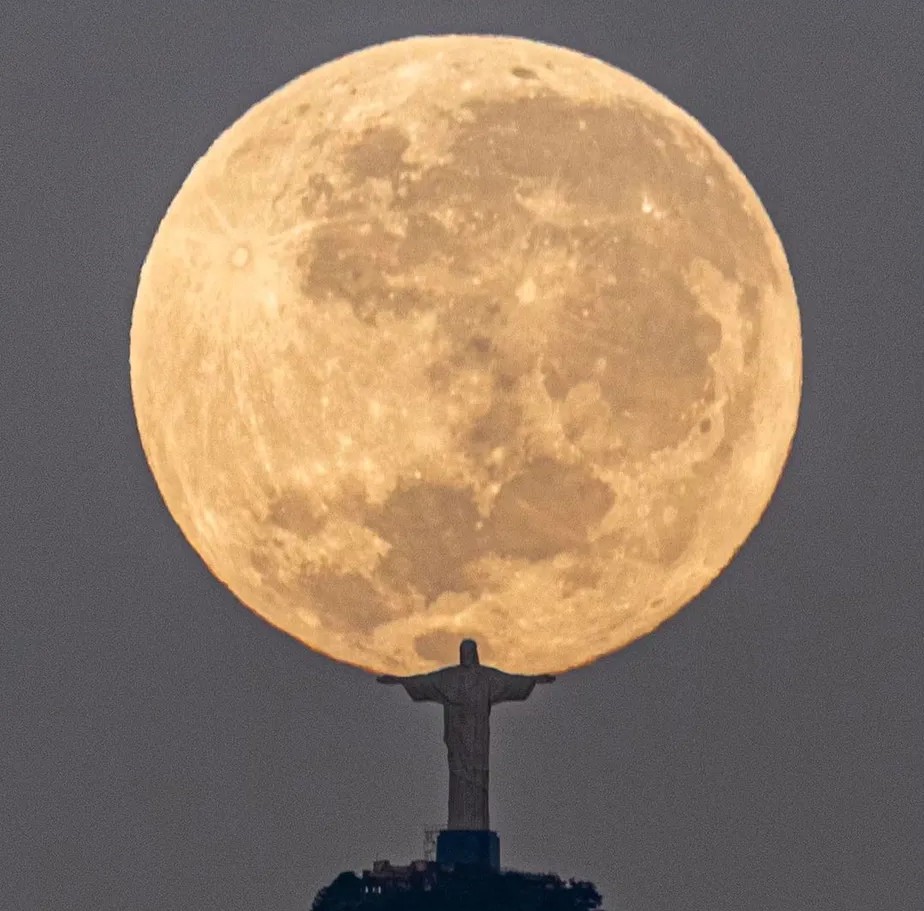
(377, 638, 555, 832)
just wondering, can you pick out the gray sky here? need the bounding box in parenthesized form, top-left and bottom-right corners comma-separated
(3, 2, 922, 909)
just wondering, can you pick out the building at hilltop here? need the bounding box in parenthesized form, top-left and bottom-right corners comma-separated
(359, 859, 440, 896)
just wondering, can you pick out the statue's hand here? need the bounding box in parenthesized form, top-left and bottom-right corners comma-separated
(377, 674, 401, 684)
(537, 674, 556, 684)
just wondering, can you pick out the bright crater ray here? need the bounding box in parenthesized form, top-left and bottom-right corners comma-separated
(130, 35, 801, 675)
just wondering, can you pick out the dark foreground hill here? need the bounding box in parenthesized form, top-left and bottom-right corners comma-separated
(311, 863, 604, 911)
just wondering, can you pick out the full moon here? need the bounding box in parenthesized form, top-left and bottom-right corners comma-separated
(130, 35, 801, 675)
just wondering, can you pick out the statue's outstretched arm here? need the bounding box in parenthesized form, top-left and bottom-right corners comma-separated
(489, 669, 555, 704)
(377, 671, 447, 703)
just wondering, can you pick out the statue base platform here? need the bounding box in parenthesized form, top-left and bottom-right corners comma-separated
(436, 829, 500, 871)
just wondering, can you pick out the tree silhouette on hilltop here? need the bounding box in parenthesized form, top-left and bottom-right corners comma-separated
(311, 866, 604, 911)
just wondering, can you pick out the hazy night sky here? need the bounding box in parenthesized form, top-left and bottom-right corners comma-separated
(3, 2, 921, 909)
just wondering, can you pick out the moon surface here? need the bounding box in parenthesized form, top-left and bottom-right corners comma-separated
(130, 35, 801, 675)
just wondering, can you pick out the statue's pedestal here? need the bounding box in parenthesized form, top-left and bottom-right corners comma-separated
(436, 829, 500, 870)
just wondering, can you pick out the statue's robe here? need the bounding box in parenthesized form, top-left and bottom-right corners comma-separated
(398, 665, 539, 831)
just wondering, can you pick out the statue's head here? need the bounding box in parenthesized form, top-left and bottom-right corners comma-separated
(459, 639, 480, 667)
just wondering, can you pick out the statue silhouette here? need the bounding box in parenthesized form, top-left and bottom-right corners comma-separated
(378, 639, 555, 830)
